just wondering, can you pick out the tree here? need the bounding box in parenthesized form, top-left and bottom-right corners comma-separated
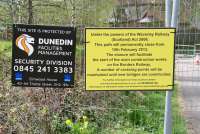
(28, 0, 33, 24)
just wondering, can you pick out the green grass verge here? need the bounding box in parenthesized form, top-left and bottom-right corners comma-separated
(96, 87, 187, 134)
(172, 85, 187, 134)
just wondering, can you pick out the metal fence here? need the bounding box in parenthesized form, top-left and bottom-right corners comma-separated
(0, 0, 199, 133)
(175, 0, 200, 133)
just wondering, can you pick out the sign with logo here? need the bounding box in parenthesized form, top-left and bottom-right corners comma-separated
(85, 28, 175, 91)
(12, 24, 76, 87)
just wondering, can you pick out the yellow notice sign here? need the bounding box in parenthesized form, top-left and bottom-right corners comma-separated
(85, 28, 175, 91)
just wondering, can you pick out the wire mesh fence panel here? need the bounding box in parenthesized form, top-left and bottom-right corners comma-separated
(0, 0, 195, 134)
(175, 0, 200, 134)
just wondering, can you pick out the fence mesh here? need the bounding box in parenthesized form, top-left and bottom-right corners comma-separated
(0, 0, 199, 134)
(175, 0, 200, 133)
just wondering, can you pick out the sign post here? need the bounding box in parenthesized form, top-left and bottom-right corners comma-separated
(164, 0, 179, 134)
(164, 0, 172, 134)
(12, 24, 76, 88)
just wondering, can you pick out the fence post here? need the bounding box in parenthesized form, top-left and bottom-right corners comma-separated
(164, 0, 179, 134)
(164, 1, 172, 134)
(164, 92, 172, 134)
(171, 0, 179, 28)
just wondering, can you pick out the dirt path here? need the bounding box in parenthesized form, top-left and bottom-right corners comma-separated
(176, 58, 200, 134)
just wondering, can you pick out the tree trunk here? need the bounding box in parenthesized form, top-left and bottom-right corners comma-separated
(28, 0, 33, 24)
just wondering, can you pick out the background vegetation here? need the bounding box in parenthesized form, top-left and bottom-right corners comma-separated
(0, 0, 189, 133)
(0, 38, 187, 134)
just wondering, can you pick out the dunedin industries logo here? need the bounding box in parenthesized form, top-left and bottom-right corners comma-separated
(16, 34, 35, 56)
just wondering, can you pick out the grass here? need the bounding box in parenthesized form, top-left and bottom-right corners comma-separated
(89, 86, 187, 134)
(172, 85, 187, 134)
